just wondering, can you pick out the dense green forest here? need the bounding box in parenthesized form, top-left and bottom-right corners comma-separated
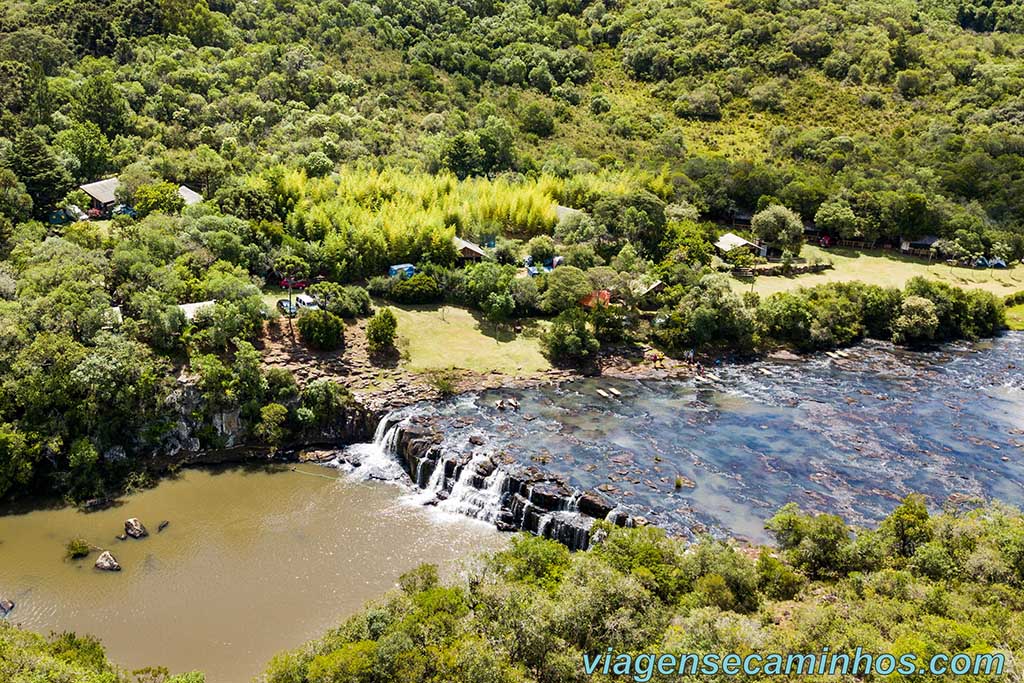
(1, 0, 1018, 503)
(4, 497, 1023, 682)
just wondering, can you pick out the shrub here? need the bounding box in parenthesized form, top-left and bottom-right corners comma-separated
(297, 310, 346, 351)
(425, 368, 460, 397)
(65, 538, 91, 559)
(390, 273, 442, 304)
(366, 307, 398, 354)
(255, 403, 289, 449)
(891, 295, 939, 347)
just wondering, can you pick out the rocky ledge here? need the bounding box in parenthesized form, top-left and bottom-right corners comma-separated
(387, 416, 632, 550)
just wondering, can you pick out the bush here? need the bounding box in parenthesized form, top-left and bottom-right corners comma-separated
(425, 368, 460, 397)
(541, 309, 600, 363)
(65, 538, 91, 559)
(366, 307, 398, 354)
(390, 273, 442, 304)
(297, 310, 346, 350)
(891, 295, 939, 347)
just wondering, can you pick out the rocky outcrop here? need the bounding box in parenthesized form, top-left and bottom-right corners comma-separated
(384, 418, 631, 550)
(95, 551, 121, 571)
(157, 370, 376, 466)
(125, 518, 148, 539)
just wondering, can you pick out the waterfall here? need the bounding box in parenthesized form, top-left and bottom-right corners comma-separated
(331, 412, 617, 550)
(333, 413, 407, 481)
(433, 455, 510, 523)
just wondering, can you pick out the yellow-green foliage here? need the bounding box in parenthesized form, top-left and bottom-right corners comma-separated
(273, 167, 675, 280)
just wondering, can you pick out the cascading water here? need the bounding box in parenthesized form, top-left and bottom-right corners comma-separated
(330, 413, 613, 550)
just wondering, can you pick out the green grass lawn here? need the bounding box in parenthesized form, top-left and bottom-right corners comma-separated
(389, 304, 551, 375)
(737, 245, 1024, 297)
(1007, 304, 1024, 331)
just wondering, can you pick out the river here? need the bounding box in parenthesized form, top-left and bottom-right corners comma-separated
(0, 465, 505, 682)
(358, 333, 1024, 544)
(2, 335, 1022, 681)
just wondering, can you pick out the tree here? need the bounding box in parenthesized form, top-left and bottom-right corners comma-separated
(880, 494, 932, 559)
(134, 182, 185, 216)
(303, 151, 333, 178)
(274, 253, 309, 310)
(0, 424, 35, 499)
(441, 132, 485, 179)
(540, 266, 591, 313)
(365, 307, 398, 354)
(752, 204, 804, 254)
(74, 72, 131, 137)
(54, 122, 111, 183)
(520, 103, 554, 137)
(255, 403, 289, 451)
(0, 168, 33, 222)
(297, 310, 345, 350)
(814, 198, 857, 237)
(541, 309, 599, 363)
(8, 129, 72, 217)
(527, 235, 556, 264)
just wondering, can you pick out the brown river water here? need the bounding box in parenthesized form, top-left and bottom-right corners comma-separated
(0, 464, 505, 682)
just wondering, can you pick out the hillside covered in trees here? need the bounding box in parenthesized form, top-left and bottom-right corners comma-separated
(1, 0, 1023, 253)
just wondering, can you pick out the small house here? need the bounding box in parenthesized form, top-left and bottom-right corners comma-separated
(388, 263, 416, 278)
(80, 177, 121, 213)
(900, 235, 939, 256)
(714, 232, 766, 258)
(178, 185, 203, 206)
(580, 290, 612, 309)
(453, 236, 485, 263)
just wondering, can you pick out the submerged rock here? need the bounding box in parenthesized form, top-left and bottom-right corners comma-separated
(124, 518, 148, 539)
(95, 551, 121, 571)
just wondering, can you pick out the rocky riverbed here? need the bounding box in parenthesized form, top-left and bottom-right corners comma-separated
(332, 334, 1024, 548)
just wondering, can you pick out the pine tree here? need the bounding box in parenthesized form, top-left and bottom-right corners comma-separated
(8, 129, 72, 218)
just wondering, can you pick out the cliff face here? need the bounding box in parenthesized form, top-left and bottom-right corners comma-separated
(155, 374, 376, 465)
(388, 418, 631, 550)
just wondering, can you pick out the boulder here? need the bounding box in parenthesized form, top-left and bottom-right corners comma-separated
(95, 551, 121, 571)
(577, 491, 615, 519)
(0, 598, 14, 615)
(124, 518, 148, 539)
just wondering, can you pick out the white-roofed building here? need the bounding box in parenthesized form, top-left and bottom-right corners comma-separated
(178, 185, 203, 206)
(714, 232, 766, 258)
(178, 300, 216, 321)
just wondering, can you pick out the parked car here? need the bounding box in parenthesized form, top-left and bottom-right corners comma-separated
(294, 294, 319, 311)
(279, 277, 309, 289)
(277, 299, 298, 318)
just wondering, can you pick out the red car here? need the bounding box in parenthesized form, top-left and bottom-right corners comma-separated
(279, 277, 309, 289)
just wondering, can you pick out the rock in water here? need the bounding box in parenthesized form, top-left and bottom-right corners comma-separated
(124, 518, 148, 539)
(95, 551, 121, 571)
(0, 598, 14, 615)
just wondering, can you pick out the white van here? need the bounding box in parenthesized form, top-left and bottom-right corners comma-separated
(294, 294, 320, 311)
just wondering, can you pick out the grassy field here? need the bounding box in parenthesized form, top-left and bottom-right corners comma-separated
(389, 304, 551, 375)
(1008, 304, 1024, 331)
(736, 245, 1024, 297)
